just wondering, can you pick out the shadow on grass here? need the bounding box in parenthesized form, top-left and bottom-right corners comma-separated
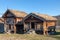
(54, 31, 60, 35)
(49, 31, 60, 40)
(49, 35, 60, 40)
(0, 32, 4, 34)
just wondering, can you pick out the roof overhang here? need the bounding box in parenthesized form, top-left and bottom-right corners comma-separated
(22, 13, 46, 22)
(2, 9, 16, 18)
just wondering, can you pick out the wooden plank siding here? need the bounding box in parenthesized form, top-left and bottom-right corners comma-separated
(16, 18, 22, 22)
(43, 21, 48, 35)
(43, 21, 56, 35)
(47, 21, 56, 27)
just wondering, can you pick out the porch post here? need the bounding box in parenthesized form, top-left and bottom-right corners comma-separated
(14, 24, 16, 33)
(13, 18, 16, 34)
(11, 25, 12, 31)
(11, 25, 13, 31)
(24, 22, 26, 32)
(4, 23, 7, 33)
(35, 22, 36, 30)
(54, 22, 56, 32)
(30, 22, 31, 29)
(43, 21, 48, 35)
(4, 18, 7, 33)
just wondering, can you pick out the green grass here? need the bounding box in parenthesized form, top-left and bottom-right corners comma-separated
(0, 30, 60, 40)
(0, 34, 57, 40)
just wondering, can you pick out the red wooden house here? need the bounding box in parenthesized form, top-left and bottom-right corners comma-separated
(2, 9, 57, 35)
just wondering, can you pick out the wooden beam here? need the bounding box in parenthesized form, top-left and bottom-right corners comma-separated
(30, 22, 31, 29)
(24, 22, 26, 33)
(4, 18, 7, 33)
(43, 21, 48, 35)
(4, 24, 6, 33)
(14, 24, 16, 33)
(35, 22, 36, 30)
(13, 18, 16, 33)
(11, 25, 13, 31)
(54, 22, 56, 31)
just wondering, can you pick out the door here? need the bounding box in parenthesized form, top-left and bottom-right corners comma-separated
(31, 22, 35, 29)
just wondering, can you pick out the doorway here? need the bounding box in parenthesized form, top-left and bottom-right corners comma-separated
(16, 24, 24, 34)
(31, 22, 35, 29)
(9, 24, 11, 30)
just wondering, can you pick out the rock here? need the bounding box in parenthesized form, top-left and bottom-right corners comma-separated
(26, 29, 36, 34)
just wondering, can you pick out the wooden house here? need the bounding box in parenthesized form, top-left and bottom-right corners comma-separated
(2, 9, 57, 35)
(2, 9, 27, 33)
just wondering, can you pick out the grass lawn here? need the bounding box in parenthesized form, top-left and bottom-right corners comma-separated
(0, 30, 60, 40)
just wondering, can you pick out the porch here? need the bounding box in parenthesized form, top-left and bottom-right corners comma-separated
(22, 13, 56, 35)
(23, 22, 43, 34)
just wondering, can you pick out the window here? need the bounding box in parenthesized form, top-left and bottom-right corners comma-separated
(6, 18, 14, 24)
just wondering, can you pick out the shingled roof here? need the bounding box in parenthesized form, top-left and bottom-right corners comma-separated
(23, 12, 57, 21)
(32, 12, 57, 21)
(2, 9, 27, 17)
(2, 9, 57, 21)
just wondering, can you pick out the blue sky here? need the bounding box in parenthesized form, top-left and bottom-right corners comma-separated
(0, 0, 60, 17)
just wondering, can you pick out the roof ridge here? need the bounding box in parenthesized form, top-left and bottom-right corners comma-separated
(8, 9, 27, 14)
